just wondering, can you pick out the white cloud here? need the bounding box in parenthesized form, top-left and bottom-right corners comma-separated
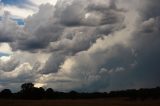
(0, 55, 11, 62)
(0, 0, 57, 18)
(29, 0, 57, 6)
(34, 83, 46, 88)
(0, 43, 12, 54)
(3, 5, 35, 18)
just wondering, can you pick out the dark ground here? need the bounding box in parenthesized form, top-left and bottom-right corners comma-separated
(0, 98, 160, 106)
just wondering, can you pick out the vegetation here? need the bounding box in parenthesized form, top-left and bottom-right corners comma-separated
(0, 83, 160, 100)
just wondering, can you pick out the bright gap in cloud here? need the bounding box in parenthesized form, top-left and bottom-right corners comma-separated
(34, 83, 46, 88)
(0, 55, 11, 62)
(29, 0, 57, 6)
(0, 43, 12, 62)
(0, 43, 12, 54)
(3, 5, 35, 18)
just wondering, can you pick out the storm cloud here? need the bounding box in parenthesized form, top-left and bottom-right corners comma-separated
(0, 0, 160, 92)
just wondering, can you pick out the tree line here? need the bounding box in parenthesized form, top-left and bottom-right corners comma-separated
(0, 83, 160, 100)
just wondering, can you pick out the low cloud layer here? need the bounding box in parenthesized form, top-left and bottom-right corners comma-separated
(0, 0, 160, 92)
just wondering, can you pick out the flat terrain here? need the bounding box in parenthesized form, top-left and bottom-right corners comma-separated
(0, 98, 160, 106)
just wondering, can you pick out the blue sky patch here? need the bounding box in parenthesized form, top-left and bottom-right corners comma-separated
(0, 52, 10, 57)
(1, 0, 32, 8)
(12, 18, 25, 25)
(0, 16, 25, 25)
(1, 0, 27, 5)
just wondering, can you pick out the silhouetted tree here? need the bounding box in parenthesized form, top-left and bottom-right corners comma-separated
(69, 90, 78, 99)
(45, 88, 55, 99)
(0, 82, 160, 100)
(20, 83, 34, 99)
(0, 89, 12, 98)
(21, 83, 34, 91)
(31, 87, 45, 99)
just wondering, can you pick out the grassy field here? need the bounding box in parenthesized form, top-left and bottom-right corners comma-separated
(0, 98, 160, 106)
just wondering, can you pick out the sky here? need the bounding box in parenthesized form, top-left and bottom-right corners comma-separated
(0, 0, 160, 92)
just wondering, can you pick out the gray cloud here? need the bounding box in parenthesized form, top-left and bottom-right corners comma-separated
(138, 0, 160, 20)
(0, 62, 39, 91)
(0, 0, 160, 92)
(0, 56, 20, 72)
(7, 0, 124, 53)
(40, 0, 125, 75)
(0, 12, 18, 42)
(41, 51, 66, 74)
(9, 4, 64, 52)
(39, 0, 160, 92)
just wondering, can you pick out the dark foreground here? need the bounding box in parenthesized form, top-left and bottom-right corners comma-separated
(0, 98, 160, 106)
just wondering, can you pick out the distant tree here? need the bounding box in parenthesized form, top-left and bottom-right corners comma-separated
(46, 88, 54, 94)
(0, 82, 160, 100)
(31, 87, 45, 99)
(70, 90, 77, 94)
(0, 89, 12, 98)
(69, 90, 78, 99)
(45, 88, 54, 99)
(20, 83, 34, 99)
(39, 87, 45, 93)
(21, 83, 34, 91)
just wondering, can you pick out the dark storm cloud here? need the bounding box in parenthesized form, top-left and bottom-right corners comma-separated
(0, 0, 160, 92)
(45, 0, 160, 91)
(0, 57, 20, 72)
(105, 0, 160, 90)
(0, 12, 18, 42)
(48, 0, 124, 53)
(6, 0, 126, 76)
(41, 51, 66, 74)
(10, 23, 64, 52)
(39, 0, 125, 75)
(139, 0, 160, 20)
(1, 0, 124, 52)
(8, 4, 64, 52)
(129, 17, 160, 88)
(56, 0, 85, 26)
(56, 0, 124, 27)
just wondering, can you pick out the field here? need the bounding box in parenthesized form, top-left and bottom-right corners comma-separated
(0, 98, 160, 106)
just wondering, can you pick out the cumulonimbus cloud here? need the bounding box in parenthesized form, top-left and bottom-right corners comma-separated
(0, 0, 160, 92)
